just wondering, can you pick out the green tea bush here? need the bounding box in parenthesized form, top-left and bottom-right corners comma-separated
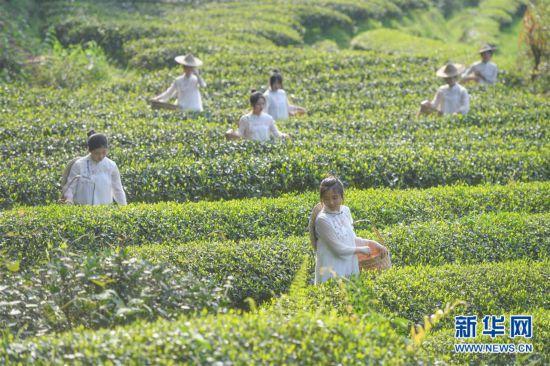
(297, 5, 354, 41)
(315, 0, 404, 21)
(271, 259, 548, 365)
(0, 248, 230, 339)
(2, 304, 544, 365)
(1, 34, 547, 208)
(131, 237, 306, 308)
(50, 10, 169, 64)
(41, 0, 433, 63)
(1, 183, 547, 264)
(0, 307, 418, 365)
(2, 210, 547, 274)
(0, 0, 44, 81)
(1, 0, 547, 363)
(5, 211, 538, 320)
(351, 28, 471, 58)
(381, 212, 549, 266)
(309, 259, 549, 324)
(30, 39, 112, 89)
(129, 211, 548, 305)
(456, 0, 525, 43)
(0, 137, 548, 207)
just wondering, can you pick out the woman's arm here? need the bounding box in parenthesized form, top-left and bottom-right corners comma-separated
(198, 76, 206, 88)
(316, 216, 365, 257)
(62, 161, 81, 203)
(355, 237, 387, 256)
(263, 92, 271, 115)
(111, 164, 127, 205)
(237, 116, 248, 138)
(270, 121, 290, 140)
(153, 81, 177, 102)
(458, 89, 470, 115)
(194, 70, 207, 88)
(269, 119, 283, 139)
(485, 65, 497, 84)
(431, 88, 443, 112)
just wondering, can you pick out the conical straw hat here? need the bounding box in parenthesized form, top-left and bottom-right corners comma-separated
(479, 44, 497, 54)
(436, 63, 464, 78)
(174, 53, 203, 67)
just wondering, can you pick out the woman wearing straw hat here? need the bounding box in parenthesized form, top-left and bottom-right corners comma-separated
(462, 44, 498, 85)
(152, 54, 207, 112)
(418, 62, 470, 116)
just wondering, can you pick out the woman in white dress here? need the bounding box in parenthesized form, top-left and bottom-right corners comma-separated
(225, 91, 290, 141)
(263, 70, 306, 121)
(152, 54, 207, 112)
(308, 176, 388, 284)
(418, 63, 470, 116)
(62, 130, 127, 206)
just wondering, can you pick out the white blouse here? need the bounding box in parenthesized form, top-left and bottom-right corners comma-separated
(263, 89, 290, 120)
(431, 83, 470, 115)
(156, 74, 206, 112)
(464, 61, 498, 85)
(237, 112, 283, 141)
(63, 154, 127, 205)
(314, 205, 359, 284)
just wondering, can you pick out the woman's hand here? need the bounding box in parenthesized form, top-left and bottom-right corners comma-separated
(358, 239, 389, 257)
(357, 246, 371, 256)
(373, 241, 388, 256)
(225, 128, 241, 140)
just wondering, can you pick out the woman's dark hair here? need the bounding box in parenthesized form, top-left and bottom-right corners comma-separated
(87, 129, 109, 151)
(249, 89, 265, 106)
(269, 69, 283, 88)
(319, 175, 344, 200)
(308, 176, 345, 248)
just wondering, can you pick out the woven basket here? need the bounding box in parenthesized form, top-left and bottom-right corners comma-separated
(149, 100, 179, 111)
(357, 241, 392, 271)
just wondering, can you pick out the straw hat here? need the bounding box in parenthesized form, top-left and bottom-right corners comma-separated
(436, 63, 464, 78)
(174, 53, 203, 67)
(479, 44, 497, 54)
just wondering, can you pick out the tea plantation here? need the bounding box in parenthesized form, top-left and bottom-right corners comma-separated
(1, 0, 548, 364)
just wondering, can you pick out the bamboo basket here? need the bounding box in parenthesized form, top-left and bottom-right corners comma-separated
(355, 225, 392, 271)
(149, 100, 179, 111)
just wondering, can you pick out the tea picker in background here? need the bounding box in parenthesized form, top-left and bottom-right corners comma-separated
(418, 62, 470, 116)
(308, 176, 390, 284)
(462, 44, 498, 85)
(263, 70, 306, 120)
(225, 90, 290, 141)
(151, 54, 206, 112)
(61, 130, 127, 205)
